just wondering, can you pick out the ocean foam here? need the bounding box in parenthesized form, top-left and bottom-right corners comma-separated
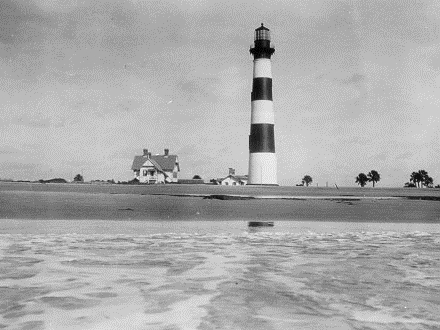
(0, 222, 439, 329)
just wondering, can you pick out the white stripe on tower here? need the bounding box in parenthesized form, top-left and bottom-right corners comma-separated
(248, 23, 277, 185)
(251, 101, 274, 124)
(253, 58, 272, 78)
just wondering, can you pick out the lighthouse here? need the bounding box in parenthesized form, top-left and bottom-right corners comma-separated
(248, 24, 277, 185)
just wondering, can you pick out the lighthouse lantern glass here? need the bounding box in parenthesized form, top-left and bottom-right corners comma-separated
(255, 29, 270, 41)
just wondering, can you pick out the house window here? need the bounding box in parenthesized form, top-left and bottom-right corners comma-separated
(143, 170, 148, 176)
(225, 182, 228, 185)
(149, 171, 155, 176)
(232, 182, 236, 186)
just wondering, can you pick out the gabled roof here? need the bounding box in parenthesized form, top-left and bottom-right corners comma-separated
(141, 158, 164, 172)
(132, 155, 179, 172)
(218, 175, 248, 182)
(150, 158, 164, 172)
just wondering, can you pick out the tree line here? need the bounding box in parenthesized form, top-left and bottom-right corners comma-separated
(355, 169, 436, 188)
(355, 170, 380, 187)
(405, 170, 434, 188)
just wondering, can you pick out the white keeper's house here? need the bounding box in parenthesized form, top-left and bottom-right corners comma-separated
(131, 149, 180, 184)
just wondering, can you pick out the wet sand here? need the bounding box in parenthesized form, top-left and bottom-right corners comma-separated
(1, 182, 439, 222)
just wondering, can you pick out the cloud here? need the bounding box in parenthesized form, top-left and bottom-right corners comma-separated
(0, 1, 52, 45)
(344, 136, 371, 145)
(0, 1, 22, 44)
(0, 161, 43, 181)
(15, 115, 58, 128)
(371, 152, 387, 162)
(67, 1, 186, 58)
(395, 152, 414, 161)
(177, 75, 219, 104)
(0, 146, 20, 154)
(29, 0, 84, 13)
(339, 73, 365, 85)
(355, 1, 440, 45)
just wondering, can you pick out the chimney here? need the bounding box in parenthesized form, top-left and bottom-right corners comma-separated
(164, 148, 169, 156)
(229, 168, 235, 176)
(143, 149, 149, 156)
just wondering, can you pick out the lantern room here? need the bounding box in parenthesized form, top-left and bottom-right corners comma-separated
(250, 23, 275, 59)
(255, 23, 271, 41)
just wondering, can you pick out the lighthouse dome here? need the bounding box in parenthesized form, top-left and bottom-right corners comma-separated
(255, 23, 270, 41)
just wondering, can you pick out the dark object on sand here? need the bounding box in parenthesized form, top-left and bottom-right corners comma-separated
(204, 194, 254, 200)
(248, 221, 274, 227)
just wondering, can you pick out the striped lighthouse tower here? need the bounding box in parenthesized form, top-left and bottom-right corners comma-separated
(248, 23, 277, 185)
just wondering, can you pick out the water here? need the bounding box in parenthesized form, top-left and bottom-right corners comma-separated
(1, 220, 439, 329)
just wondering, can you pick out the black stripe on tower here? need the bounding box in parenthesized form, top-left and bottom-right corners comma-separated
(250, 40, 275, 59)
(249, 124, 275, 153)
(251, 78, 272, 101)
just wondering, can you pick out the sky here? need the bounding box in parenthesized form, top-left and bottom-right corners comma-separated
(1, 0, 439, 186)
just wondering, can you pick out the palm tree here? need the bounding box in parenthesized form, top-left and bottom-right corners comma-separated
(418, 170, 433, 188)
(302, 175, 313, 187)
(418, 170, 428, 181)
(411, 172, 419, 188)
(410, 171, 421, 188)
(410, 170, 432, 188)
(367, 170, 380, 188)
(355, 173, 368, 187)
(424, 175, 433, 188)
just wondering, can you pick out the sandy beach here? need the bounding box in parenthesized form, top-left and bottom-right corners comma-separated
(1, 182, 439, 222)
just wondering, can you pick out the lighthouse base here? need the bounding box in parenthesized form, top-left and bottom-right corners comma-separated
(248, 152, 277, 185)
